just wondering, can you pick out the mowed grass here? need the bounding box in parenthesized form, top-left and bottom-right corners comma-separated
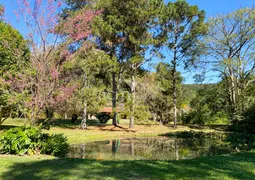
(0, 118, 218, 144)
(0, 151, 254, 180)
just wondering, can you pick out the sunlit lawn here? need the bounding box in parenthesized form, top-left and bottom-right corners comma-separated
(0, 118, 219, 144)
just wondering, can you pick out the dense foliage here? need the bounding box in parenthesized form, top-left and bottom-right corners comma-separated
(0, 127, 68, 157)
(0, 21, 29, 71)
(182, 84, 229, 125)
(0, 20, 29, 125)
(231, 103, 255, 134)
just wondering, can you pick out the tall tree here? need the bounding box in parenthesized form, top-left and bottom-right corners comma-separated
(158, 0, 207, 128)
(120, 0, 162, 129)
(0, 5, 30, 125)
(92, 0, 130, 126)
(145, 63, 182, 125)
(62, 46, 111, 129)
(204, 8, 255, 120)
(93, 0, 162, 128)
(57, 2, 100, 129)
(6, 0, 83, 124)
(61, 0, 162, 128)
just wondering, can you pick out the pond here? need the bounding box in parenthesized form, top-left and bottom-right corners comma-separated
(67, 132, 255, 160)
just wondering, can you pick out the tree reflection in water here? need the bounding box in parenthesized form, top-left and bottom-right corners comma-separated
(67, 133, 255, 160)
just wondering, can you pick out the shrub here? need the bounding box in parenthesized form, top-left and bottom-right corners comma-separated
(182, 106, 211, 125)
(134, 105, 151, 123)
(96, 112, 110, 123)
(0, 126, 69, 157)
(71, 114, 78, 123)
(182, 108, 229, 125)
(0, 127, 44, 155)
(231, 104, 255, 134)
(41, 134, 68, 157)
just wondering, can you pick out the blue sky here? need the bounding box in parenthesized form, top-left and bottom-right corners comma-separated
(165, 0, 255, 83)
(170, 0, 255, 17)
(2, 0, 254, 28)
(1, 0, 255, 83)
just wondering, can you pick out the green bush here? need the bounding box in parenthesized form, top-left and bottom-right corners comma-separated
(134, 105, 151, 123)
(231, 104, 255, 134)
(182, 108, 229, 125)
(41, 134, 68, 157)
(96, 112, 110, 123)
(182, 105, 211, 125)
(0, 126, 69, 157)
(0, 127, 44, 155)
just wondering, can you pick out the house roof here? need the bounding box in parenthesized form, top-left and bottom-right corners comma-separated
(99, 107, 122, 113)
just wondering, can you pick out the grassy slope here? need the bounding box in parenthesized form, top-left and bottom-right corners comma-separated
(0, 151, 254, 180)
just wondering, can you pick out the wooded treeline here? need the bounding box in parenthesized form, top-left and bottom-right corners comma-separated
(0, 0, 255, 132)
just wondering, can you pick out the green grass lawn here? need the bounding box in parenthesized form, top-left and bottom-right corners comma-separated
(0, 118, 219, 144)
(0, 151, 254, 180)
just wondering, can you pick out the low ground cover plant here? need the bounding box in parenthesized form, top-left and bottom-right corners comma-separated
(0, 126, 68, 157)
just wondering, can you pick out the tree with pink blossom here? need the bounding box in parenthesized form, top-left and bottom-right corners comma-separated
(56, 2, 101, 129)
(0, 5, 4, 17)
(4, 0, 96, 125)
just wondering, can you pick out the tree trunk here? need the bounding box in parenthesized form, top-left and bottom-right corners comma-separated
(159, 113, 163, 125)
(129, 64, 135, 129)
(172, 28, 178, 129)
(0, 106, 2, 126)
(241, 85, 245, 113)
(172, 54, 177, 128)
(46, 107, 54, 124)
(81, 101, 87, 129)
(230, 71, 237, 120)
(31, 105, 35, 126)
(112, 72, 118, 126)
(81, 72, 87, 130)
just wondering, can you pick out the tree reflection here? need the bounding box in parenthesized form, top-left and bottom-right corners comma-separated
(175, 140, 179, 160)
(130, 139, 135, 156)
(67, 133, 255, 160)
(112, 139, 121, 158)
(80, 144, 86, 159)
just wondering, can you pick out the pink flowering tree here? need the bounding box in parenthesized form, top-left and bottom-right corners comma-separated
(5, 0, 96, 125)
(0, 5, 4, 17)
(56, 4, 101, 129)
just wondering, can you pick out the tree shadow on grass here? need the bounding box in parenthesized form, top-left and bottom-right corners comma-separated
(99, 125, 137, 133)
(187, 124, 230, 131)
(51, 119, 103, 129)
(1, 151, 255, 180)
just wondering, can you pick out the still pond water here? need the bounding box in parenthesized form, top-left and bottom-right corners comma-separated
(67, 133, 253, 160)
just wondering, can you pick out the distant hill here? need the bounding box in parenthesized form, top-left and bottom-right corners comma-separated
(182, 84, 216, 102)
